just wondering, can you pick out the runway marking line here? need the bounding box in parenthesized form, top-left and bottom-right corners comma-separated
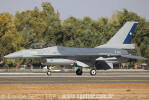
(0, 76, 149, 78)
(0, 80, 149, 82)
(1, 72, 149, 74)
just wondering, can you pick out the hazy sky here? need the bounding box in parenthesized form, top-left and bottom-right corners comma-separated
(0, 0, 148, 20)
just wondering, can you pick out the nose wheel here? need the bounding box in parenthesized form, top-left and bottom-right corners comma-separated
(90, 68, 96, 76)
(47, 66, 51, 76)
(47, 70, 51, 76)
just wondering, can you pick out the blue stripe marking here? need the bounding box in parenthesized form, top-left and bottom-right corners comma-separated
(123, 23, 138, 44)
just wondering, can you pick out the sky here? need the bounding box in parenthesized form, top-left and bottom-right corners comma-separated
(0, 0, 148, 20)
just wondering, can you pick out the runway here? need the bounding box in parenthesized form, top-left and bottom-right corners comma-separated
(0, 71, 149, 84)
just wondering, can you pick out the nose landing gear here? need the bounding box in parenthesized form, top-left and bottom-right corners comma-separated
(47, 66, 51, 76)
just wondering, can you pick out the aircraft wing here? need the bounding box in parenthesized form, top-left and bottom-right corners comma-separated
(121, 55, 148, 60)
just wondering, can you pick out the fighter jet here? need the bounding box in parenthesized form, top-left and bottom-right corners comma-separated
(4, 21, 147, 76)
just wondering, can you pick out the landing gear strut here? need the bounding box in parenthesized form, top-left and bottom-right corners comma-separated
(76, 67, 83, 75)
(90, 68, 96, 76)
(47, 66, 51, 76)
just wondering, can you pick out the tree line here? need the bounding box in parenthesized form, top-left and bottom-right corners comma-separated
(0, 2, 149, 67)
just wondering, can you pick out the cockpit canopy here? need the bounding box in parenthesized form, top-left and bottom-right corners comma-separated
(29, 42, 53, 49)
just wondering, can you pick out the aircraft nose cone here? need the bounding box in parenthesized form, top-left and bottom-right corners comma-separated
(4, 52, 19, 58)
(4, 50, 25, 58)
(4, 54, 13, 58)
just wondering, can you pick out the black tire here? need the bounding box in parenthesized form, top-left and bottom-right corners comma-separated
(76, 69, 83, 75)
(90, 69, 96, 76)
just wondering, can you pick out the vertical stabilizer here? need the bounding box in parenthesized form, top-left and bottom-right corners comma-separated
(107, 21, 138, 44)
(96, 21, 138, 49)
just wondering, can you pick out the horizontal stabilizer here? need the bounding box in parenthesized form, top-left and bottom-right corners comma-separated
(121, 55, 148, 60)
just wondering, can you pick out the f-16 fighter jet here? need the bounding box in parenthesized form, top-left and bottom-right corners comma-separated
(4, 22, 147, 76)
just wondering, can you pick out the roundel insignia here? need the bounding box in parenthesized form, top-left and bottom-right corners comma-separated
(49, 49, 54, 53)
(49, 49, 57, 54)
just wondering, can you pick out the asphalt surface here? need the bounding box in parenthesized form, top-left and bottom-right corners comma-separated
(0, 71, 149, 84)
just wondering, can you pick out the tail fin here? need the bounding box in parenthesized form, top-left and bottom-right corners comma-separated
(107, 21, 138, 44)
(96, 21, 138, 49)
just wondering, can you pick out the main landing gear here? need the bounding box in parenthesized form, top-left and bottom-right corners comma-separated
(76, 67, 83, 75)
(75, 66, 96, 76)
(90, 68, 96, 76)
